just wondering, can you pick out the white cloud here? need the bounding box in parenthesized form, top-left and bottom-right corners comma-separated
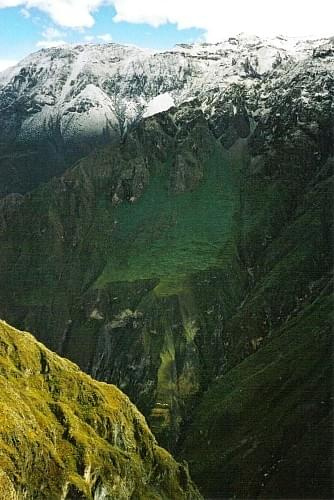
(36, 39, 68, 48)
(20, 7, 30, 17)
(42, 26, 65, 39)
(0, 59, 18, 71)
(98, 33, 112, 42)
(0, 1, 108, 28)
(36, 24, 67, 48)
(82, 34, 113, 44)
(111, 0, 334, 40)
(0, 0, 333, 38)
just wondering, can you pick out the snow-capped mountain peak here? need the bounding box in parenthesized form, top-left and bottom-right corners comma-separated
(0, 34, 332, 196)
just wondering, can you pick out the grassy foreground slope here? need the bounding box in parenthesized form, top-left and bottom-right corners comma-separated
(0, 320, 201, 500)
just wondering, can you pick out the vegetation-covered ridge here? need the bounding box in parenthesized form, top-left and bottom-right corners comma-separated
(0, 320, 201, 499)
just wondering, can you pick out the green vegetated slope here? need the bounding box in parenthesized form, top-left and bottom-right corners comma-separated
(181, 295, 333, 499)
(0, 59, 333, 498)
(0, 102, 248, 449)
(0, 320, 201, 500)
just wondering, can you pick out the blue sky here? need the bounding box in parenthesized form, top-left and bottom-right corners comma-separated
(0, 0, 333, 71)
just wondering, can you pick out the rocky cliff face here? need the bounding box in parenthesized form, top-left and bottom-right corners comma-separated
(0, 35, 327, 196)
(0, 320, 201, 499)
(0, 36, 333, 498)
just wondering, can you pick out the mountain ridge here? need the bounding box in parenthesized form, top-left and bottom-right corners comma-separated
(0, 34, 332, 196)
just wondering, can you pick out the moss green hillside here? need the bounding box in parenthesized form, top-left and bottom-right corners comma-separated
(0, 320, 201, 499)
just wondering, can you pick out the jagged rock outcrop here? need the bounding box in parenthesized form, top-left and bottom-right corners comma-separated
(0, 320, 201, 499)
(0, 36, 333, 498)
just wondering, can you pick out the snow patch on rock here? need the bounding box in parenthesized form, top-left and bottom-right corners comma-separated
(144, 93, 175, 117)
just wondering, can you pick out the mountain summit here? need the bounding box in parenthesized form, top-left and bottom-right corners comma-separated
(0, 35, 331, 196)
